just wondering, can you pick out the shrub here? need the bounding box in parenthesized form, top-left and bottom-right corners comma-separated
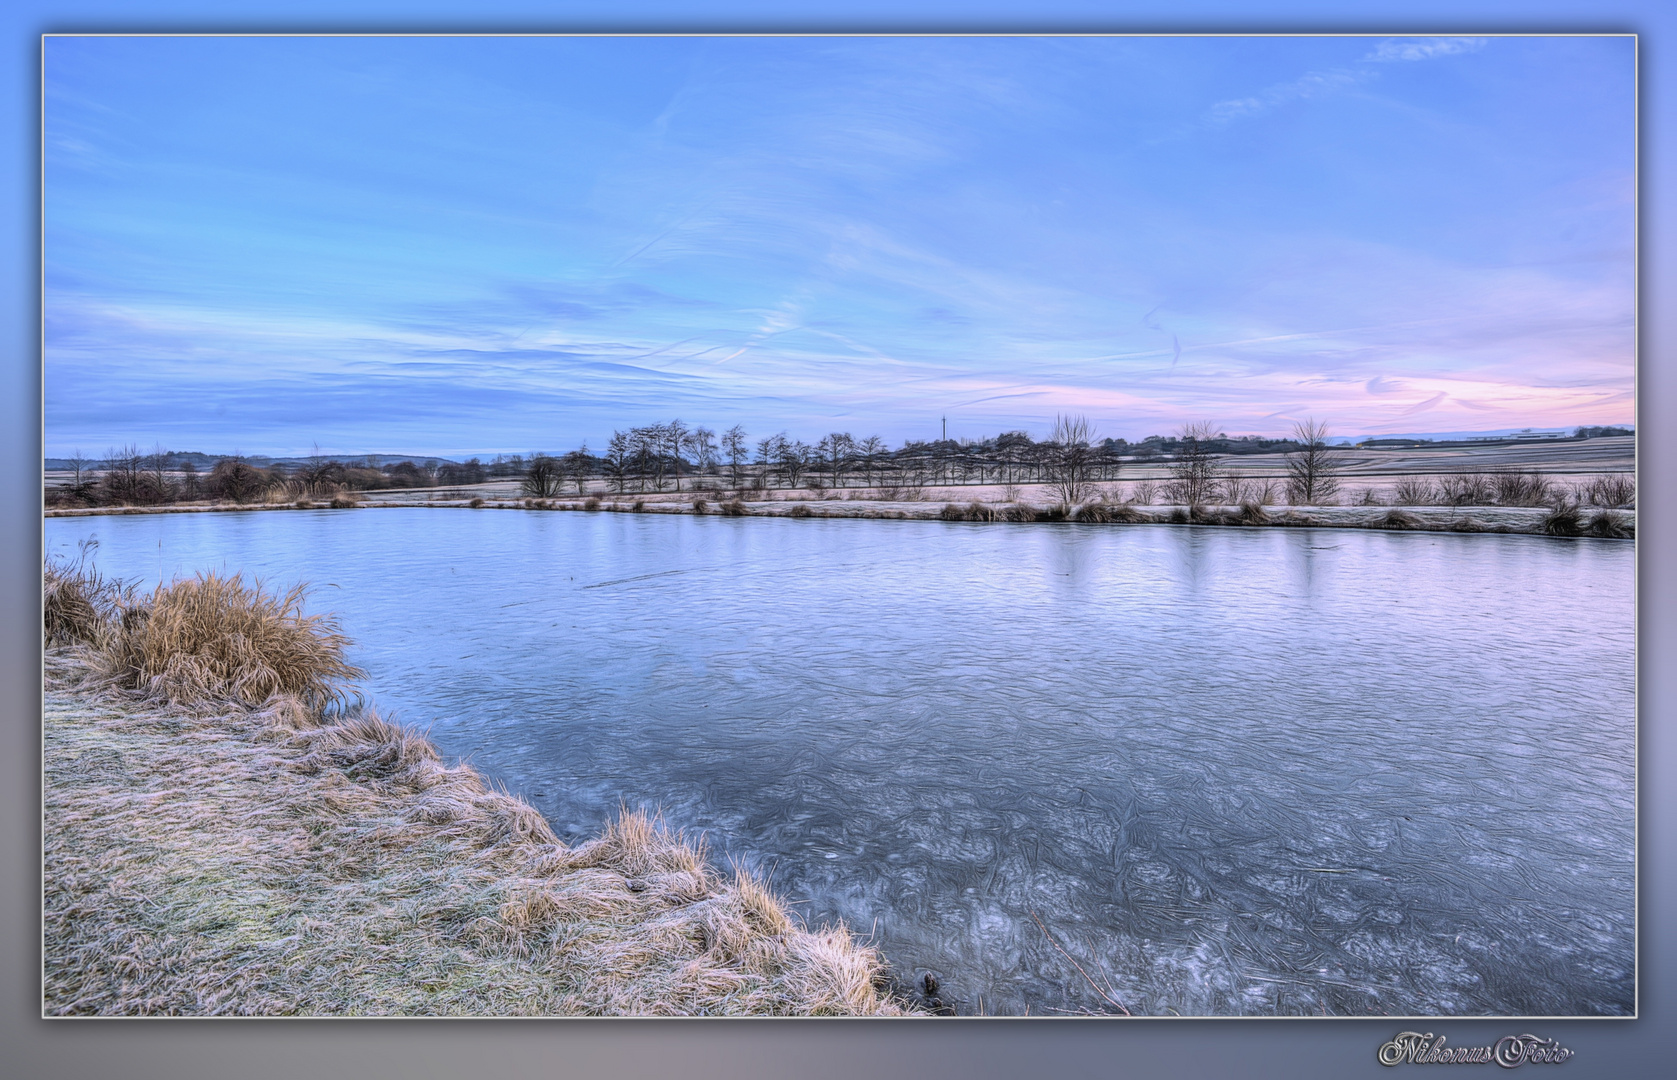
(1585, 475, 1635, 509)
(1541, 504, 1584, 537)
(1586, 510, 1633, 539)
(583, 497, 601, 511)
(1438, 474, 1494, 507)
(97, 572, 363, 711)
(1490, 469, 1555, 507)
(1392, 477, 1437, 506)
(469, 497, 485, 508)
(206, 458, 274, 504)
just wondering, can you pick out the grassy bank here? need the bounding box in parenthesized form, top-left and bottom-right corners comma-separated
(42, 562, 908, 1017)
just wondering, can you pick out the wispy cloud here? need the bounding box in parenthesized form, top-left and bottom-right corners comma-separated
(1203, 68, 1369, 126)
(1364, 37, 1488, 63)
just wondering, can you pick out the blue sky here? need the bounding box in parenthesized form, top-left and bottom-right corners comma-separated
(44, 34, 1634, 457)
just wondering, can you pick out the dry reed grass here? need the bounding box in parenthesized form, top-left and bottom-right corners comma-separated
(1072, 502, 1147, 524)
(1376, 509, 1424, 531)
(96, 572, 363, 712)
(1586, 510, 1634, 539)
(1541, 504, 1585, 537)
(42, 568, 906, 1017)
(44, 550, 127, 646)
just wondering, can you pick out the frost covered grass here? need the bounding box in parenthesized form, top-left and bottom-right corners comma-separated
(42, 567, 908, 1017)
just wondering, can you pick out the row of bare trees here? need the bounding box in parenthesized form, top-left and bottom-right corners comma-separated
(550, 415, 1344, 508)
(48, 446, 492, 507)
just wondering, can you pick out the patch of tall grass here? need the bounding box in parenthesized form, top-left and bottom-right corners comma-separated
(97, 572, 363, 711)
(44, 546, 128, 646)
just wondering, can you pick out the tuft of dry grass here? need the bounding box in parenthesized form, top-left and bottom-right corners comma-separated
(788, 504, 813, 518)
(96, 572, 363, 712)
(1541, 504, 1585, 537)
(1586, 510, 1634, 539)
(329, 494, 358, 509)
(44, 552, 128, 647)
(1234, 502, 1270, 526)
(1073, 502, 1146, 524)
(469, 497, 485, 508)
(1376, 509, 1423, 531)
(717, 498, 747, 516)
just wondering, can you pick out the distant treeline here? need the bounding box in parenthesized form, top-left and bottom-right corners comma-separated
(45, 422, 1636, 509)
(516, 422, 1335, 497)
(44, 447, 510, 508)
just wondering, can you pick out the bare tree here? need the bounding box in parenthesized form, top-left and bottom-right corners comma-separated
(66, 449, 92, 487)
(145, 444, 176, 504)
(722, 425, 748, 487)
(179, 459, 202, 500)
(521, 453, 562, 497)
(562, 443, 592, 495)
(818, 432, 854, 488)
(1046, 414, 1098, 507)
(605, 431, 632, 493)
(629, 426, 662, 491)
(684, 426, 717, 481)
(1286, 419, 1341, 505)
(101, 445, 149, 505)
(664, 419, 688, 491)
(778, 438, 812, 488)
(1169, 421, 1221, 509)
(858, 435, 885, 487)
(756, 434, 788, 488)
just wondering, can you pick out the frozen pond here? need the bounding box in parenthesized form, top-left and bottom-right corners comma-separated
(46, 508, 1635, 1016)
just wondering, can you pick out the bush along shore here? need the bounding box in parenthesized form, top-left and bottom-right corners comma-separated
(45, 493, 1635, 539)
(43, 558, 910, 1017)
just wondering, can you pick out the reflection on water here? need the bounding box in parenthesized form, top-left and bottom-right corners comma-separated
(46, 509, 1635, 1016)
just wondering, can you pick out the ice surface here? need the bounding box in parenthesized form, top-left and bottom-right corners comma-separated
(48, 510, 1635, 1016)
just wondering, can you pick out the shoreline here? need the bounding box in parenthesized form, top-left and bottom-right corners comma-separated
(43, 642, 913, 1017)
(44, 497, 1636, 538)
